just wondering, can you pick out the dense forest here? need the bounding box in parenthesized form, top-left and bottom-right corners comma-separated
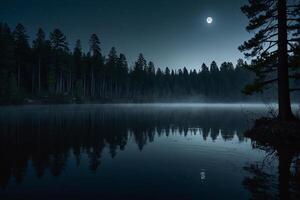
(0, 22, 280, 104)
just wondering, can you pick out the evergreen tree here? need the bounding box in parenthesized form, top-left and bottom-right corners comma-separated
(239, 0, 300, 120)
(0, 23, 16, 102)
(88, 35, 103, 97)
(116, 54, 128, 97)
(13, 23, 31, 91)
(73, 40, 83, 78)
(50, 29, 68, 51)
(132, 54, 147, 96)
(73, 40, 84, 98)
(118, 54, 128, 75)
(210, 61, 220, 96)
(199, 63, 210, 95)
(50, 29, 69, 94)
(220, 62, 234, 96)
(32, 28, 51, 93)
(89, 34, 101, 57)
(235, 59, 251, 98)
(89, 34, 104, 97)
(106, 47, 118, 97)
(145, 61, 155, 97)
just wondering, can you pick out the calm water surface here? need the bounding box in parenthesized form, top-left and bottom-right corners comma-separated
(0, 104, 299, 199)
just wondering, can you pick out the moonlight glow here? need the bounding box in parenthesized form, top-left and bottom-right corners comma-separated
(206, 17, 213, 24)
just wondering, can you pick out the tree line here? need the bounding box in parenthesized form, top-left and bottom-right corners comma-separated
(1, 22, 257, 103)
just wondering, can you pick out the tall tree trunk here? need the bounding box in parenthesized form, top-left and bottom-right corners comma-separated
(91, 71, 94, 97)
(83, 72, 86, 97)
(277, 0, 294, 121)
(38, 58, 41, 93)
(102, 79, 106, 98)
(69, 71, 72, 95)
(60, 71, 63, 94)
(32, 67, 35, 94)
(17, 64, 20, 89)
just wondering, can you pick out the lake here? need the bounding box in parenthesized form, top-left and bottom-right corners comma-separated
(0, 104, 299, 200)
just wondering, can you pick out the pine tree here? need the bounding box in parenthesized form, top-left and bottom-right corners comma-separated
(210, 61, 220, 96)
(50, 29, 68, 51)
(13, 23, 31, 91)
(220, 62, 234, 96)
(0, 23, 16, 102)
(130, 54, 147, 96)
(106, 47, 118, 97)
(50, 29, 69, 94)
(116, 54, 128, 97)
(89, 34, 104, 97)
(73, 40, 83, 97)
(89, 34, 101, 57)
(199, 63, 210, 95)
(33, 28, 51, 93)
(147, 61, 156, 96)
(239, 0, 300, 120)
(118, 54, 128, 75)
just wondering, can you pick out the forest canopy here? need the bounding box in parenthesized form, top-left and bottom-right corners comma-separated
(0, 22, 284, 104)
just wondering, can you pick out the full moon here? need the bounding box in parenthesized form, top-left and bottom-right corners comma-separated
(206, 17, 213, 24)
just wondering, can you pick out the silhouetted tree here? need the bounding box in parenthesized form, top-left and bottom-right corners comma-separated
(50, 29, 69, 94)
(116, 53, 129, 97)
(239, 0, 300, 120)
(73, 40, 84, 98)
(132, 53, 147, 97)
(32, 28, 51, 94)
(89, 34, 103, 97)
(210, 61, 220, 96)
(13, 23, 31, 91)
(0, 23, 16, 103)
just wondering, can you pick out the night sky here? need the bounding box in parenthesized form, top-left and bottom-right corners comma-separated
(0, 0, 249, 69)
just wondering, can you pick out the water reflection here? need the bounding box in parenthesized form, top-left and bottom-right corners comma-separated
(243, 136, 300, 200)
(0, 105, 253, 189)
(5, 104, 300, 199)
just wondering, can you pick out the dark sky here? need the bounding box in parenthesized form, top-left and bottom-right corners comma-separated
(0, 0, 249, 69)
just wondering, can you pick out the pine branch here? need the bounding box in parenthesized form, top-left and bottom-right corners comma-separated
(288, 38, 300, 42)
(262, 25, 278, 33)
(265, 40, 278, 43)
(260, 78, 278, 86)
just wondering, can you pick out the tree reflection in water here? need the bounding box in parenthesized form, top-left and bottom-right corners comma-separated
(0, 105, 249, 189)
(243, 137, 300, 200)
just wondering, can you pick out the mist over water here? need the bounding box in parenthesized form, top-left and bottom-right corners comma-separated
(0, 104, 299, 199)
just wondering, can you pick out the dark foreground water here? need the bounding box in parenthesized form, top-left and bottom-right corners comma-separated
(0, 104, 299, 200)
